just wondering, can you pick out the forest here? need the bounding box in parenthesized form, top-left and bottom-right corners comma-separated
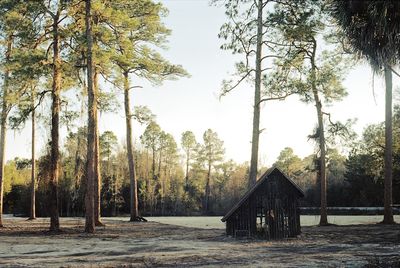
(0, 0, 399, 234)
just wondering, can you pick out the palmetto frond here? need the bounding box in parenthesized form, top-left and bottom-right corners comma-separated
(330, 0, 400, 70)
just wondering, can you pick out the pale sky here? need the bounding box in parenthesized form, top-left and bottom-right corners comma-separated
(6, 0, 399, 167)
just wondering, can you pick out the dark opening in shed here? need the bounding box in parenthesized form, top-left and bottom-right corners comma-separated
(221, 167, 304, 239)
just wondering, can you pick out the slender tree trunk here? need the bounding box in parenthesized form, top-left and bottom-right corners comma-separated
(85, 0, 95, 233)
(158, 150, 162, 178)
(123, 72, 139, 221)
(145, 149, 149, 212)
(185, 150, 190, 189)
(29, 99, 36, 220)
(49, 14, 61, 232)
(310, 39, 328, 226)
(204, 161, 212, 214)
(0, 36, 12, 228)
(249, 0, 263, 188)
(383, 66, 394, 224)
(93, 71, 103, 226)
(152, 148, 156, 179)
(113, 175, 117, 216)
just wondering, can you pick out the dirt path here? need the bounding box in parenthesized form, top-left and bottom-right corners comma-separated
(0, 217, 399, 267)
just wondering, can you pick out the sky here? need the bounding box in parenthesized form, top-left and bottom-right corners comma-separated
(5, 0, 399, 167)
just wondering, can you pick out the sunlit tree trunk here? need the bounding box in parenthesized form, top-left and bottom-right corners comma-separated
(310, 39, 328, 226)
(123, 72, 139, 221)
(0, 36, 12, 228)
(152, 146, 156, 179)
(85, 0, 95, 233)
(185, 149, 190, 189)
(29, 97, 36, 220)
(383, 66, 394, 224)
(94, 71, 103, 226)
(249, 0, 263, 188)
(49, 13, 61, 232)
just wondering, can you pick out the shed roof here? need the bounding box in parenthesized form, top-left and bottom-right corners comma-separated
(221, 167, 304, 222)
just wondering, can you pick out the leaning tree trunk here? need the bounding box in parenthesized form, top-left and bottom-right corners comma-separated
(383, 66, 394, 224)
(248, 0, 263, 188)
(310, 39, 328, 226)
(0, 36, 12, 228)
(93, 71, 103, 226)
(85, 0, 95, 233)
(123, 72, 139, 221)
(29, 99, 36, 220)
(49, 15, 61, 232)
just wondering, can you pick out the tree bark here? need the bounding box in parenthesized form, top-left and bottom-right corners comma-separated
(49, 13, 61, 232)
(0, 36, 12, 228)
(85, 0, 95, 233)
(123, 72, 139, 221)
(248, 0, 263, 188)
(94, 71, 103, 226)
(382, 66, 394, 224)
(29, 99, 36, 220)
(310, 39, 328, 226)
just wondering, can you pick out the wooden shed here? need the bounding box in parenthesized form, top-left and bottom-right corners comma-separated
(221, 167, 304, 239)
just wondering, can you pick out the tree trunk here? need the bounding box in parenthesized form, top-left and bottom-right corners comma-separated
(113, 175, 117, 216)
(94, 71, 103, 226)
(158, 150, 162, 178)
(382, 66, 394, 224)
(123, 72, 139, 221)
(185, 150, 190, 189)
(29, 100, 36, 220)
(248, 0, 263, 188)
(85, 0, 95, 233)
(152, 147, 156, 179)
(204, 161, 212, 214)
(310, 39, 328, 226)
(49, 14, 61, 232)
(0, 36, 12, 228)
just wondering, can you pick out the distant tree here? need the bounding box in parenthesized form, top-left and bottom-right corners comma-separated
(141, 121, 162, 180)
(181, 131, 197, 190)
(199, 129, 225, 214)
(99, 130, 119, 216)
(274, 148, 302, 177)
(140, 121, 162, 213)
(99, 131, 118, 160)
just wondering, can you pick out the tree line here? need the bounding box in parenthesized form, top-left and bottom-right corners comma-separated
(3, 120, 249, 217)
(3, 105, 399, 219)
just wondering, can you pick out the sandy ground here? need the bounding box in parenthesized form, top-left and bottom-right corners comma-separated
(0, 217, 400, 267)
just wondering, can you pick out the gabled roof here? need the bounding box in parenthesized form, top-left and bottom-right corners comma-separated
(221, 167, 304, 222)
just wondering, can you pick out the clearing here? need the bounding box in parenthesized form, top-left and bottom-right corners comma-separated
(0, 216, 399, 267)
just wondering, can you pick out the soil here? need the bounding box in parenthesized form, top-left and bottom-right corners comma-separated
(0, 217, 399, 267)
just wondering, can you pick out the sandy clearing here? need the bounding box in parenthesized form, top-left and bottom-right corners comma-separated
(0, 217, 399, 267)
